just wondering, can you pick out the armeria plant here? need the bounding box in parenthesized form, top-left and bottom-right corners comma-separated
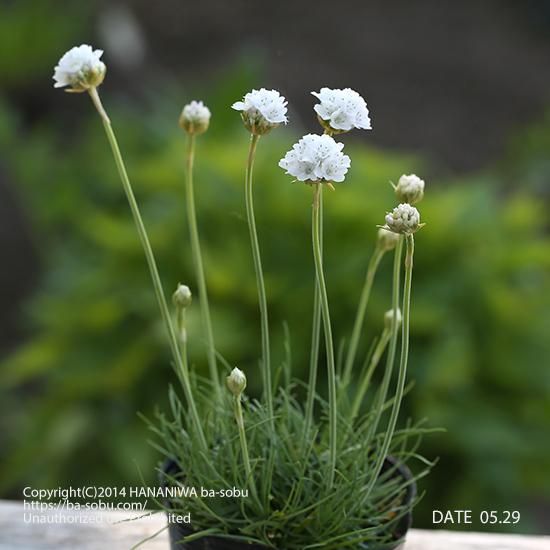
(54, 45, 436, 549)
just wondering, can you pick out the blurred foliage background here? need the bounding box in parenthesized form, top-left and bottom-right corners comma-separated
(1, 0, 549, 536)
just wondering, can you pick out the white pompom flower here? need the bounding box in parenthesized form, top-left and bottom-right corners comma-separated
(312, 87, 371, 133)
(179, 100, 211, 135)
(382, 203, 424, 235)
(232, 88, 288, 135)
(395, 173, 425, 204)
(279, 134, 351, 184)
(53, 44, 106, 92)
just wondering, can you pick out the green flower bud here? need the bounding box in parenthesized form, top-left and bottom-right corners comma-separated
(377, 227, 401, 251)
(226, 368, 247, 397)
(383, 203, 424, 235)
(172, 284, 192, 309)
(179, 100, 211, 135)
(384, 308, 402, 330)
(395, 174, 425, 205)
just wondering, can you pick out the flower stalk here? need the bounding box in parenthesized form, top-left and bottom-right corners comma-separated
(184, 133, 220, 396)
(363, 234, 414, 502)
(349, 325, 391, 423)
(304, 127, 331, 439)
(244, 134, 273, 424)
(363, 239, 403, 444)
(226, 368, 259, 503)
(233, 395, 258, 502)
(87, 86, 206, 450)
(304, 195, 322, 440)
(342, 245, 384, 387)
(312, 182, 337, 487)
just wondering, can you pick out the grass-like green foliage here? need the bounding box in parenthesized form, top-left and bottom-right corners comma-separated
(148, 371, 433, 548)
(1, 82, 549, 533)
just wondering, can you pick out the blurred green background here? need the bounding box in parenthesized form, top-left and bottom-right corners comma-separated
(1, 0, 549, 536)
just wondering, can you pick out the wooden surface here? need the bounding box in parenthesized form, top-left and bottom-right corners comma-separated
(0, 500, 548, 549)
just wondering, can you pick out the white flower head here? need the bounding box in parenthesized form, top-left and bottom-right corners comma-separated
(384, 308, 402, 330)
(395, 174, 425, 204)
(232, 88, 288, 135)
(377, 227, 401, 251)
(383, 203, 423, 235)
(312, 87, 371, 133)
(226, 367, 247, 397)
(278, 134, 351, 184)
(172, 283, 192, 309)
(179, 100, 211, 135)
(53, 44, 106, 92)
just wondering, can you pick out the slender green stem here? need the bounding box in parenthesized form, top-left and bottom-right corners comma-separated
(244, 134, 273, 423)
(177, 312, 200, 431)
(349, 327, 391, 423)
(304, 127, 330, 432)
(304, 194, 323, 440)
(365, 238, 403, 444)
(184, 134, 220, 396)
(176, 308, 187, 345)
(234, 396, 259, 502)
(363, 234, 414, 502)
(88, 87, 206, 450)
(342, 246, 385, 387)
(312, 182, 337, 487)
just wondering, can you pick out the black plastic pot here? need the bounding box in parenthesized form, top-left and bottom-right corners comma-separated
(162, 456, 415, 550)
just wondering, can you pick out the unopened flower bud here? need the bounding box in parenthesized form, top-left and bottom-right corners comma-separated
(179, 100, 211, 135)
(383, 203, 423, 235)
(232, 88, 288, 135)
(172, 284, 192, 309)
(226, 368, 247, 397)
(53, 44, 106, 92)
(377, 227, 400, 251)
(395, 174, 425, 204)
(384, 308, 402, 330)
